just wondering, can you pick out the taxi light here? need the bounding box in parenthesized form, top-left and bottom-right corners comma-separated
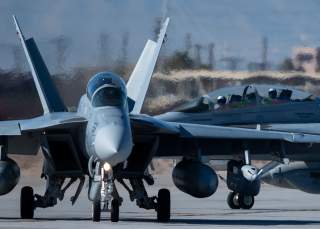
(103, 162, 112, 172)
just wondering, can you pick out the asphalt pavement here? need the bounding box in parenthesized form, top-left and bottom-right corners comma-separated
(0, 173, 320, 229)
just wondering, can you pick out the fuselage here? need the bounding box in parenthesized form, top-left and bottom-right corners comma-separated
(157, 100, 320, 126)
(77, 72, 133, 166)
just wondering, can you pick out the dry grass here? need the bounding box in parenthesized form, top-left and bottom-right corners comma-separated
(155, 70, 320, 81)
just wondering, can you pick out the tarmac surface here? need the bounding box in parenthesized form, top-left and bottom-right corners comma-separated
(0, 173, 320, 229)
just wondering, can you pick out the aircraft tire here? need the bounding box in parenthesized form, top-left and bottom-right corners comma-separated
(92, 199, 101, 222)
(110, 199, 120, 222)
(20, 186, 34, 219)
(157, 188, 170, 222)
(239, 194, 254, 209)
(227, 192, 240, 209)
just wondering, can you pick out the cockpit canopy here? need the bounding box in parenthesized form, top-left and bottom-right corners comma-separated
(174, 84, 315, 113)
(86, 72, 127, 107)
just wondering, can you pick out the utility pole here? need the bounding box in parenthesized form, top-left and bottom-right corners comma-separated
(12, 45, 24, 72)
(185, 33, 192, 54)
(208, 43, 215, 70)
(98, 33, 109, 67)
(194, 44, 202, 68)
(220, 56, 243, 71)
(120, 32, 129, 67)
(261, 36, 268, 70)
(50, 35, 71, 73)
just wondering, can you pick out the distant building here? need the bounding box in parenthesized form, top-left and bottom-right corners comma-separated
(292, 47, 319, 73)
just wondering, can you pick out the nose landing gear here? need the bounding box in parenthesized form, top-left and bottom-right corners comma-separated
(110, 199, 120, 222)
(90, 162, 121, 222)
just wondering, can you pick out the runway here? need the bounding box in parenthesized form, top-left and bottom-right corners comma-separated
(0, 173, 320, 229)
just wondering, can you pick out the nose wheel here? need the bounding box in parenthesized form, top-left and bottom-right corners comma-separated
(110, 199, 120, 222)
(20, 186, 35, 219)
(92, 198, 121, 222)
(227, 192, 254, 210)
(156, 188, 171, 222)
(92, 197, 101, 222)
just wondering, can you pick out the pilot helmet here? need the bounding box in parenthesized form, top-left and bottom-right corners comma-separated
(268, 88, 277, 99)
(217, 95, 227, 105)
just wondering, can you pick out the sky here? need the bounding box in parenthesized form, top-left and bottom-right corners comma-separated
(1, 0, 320, 72)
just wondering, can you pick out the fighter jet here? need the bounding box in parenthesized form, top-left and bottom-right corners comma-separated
(157, 84, 320, 210)
(1, 16, 320, 222)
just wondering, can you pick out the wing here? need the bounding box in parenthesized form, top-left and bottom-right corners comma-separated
(262, 123, 320, 135)
(0, 112, 87, 161)
(131, 114, 320, 143)
(131, 115, 320, 159)
(20, 112, 86, 133)
(0, 113, 86, 136)
(126, 18, 169, 114)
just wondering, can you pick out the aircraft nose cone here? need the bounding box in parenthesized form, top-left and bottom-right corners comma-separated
(94, 124, 130, 165)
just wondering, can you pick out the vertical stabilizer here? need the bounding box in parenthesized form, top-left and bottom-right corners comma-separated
(126, 18, 169, 114)
(13, 15, 66, 114)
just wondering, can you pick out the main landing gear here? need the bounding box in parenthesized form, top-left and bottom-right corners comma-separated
(20, 175, 85, 219)
(20, 186, 34, 219)
(118, 176, 171, 222)
(226, 150, 260, 210)
(157, 188, 171, 221)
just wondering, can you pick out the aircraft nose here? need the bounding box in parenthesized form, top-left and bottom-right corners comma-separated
(94, 124, 131, 165)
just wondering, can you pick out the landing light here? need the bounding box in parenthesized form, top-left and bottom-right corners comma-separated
(103, 162, 112, 172)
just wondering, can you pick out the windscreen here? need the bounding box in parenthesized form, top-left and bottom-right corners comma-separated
(87, 73, 113, 100)
(92, 86, 125, 107)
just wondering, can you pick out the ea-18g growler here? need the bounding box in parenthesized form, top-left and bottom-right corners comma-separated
(1, 16, 320, 223)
